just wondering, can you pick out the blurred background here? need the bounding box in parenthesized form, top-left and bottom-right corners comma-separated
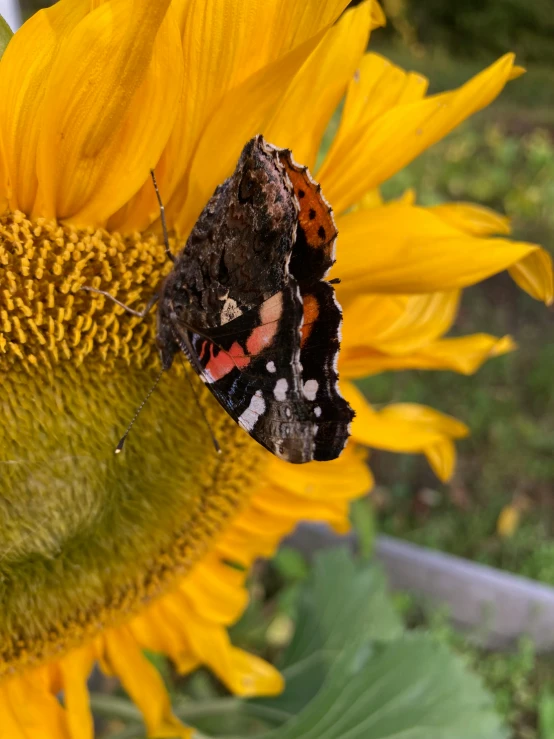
(357, 4, 554, 734)
(3, 0, 553, 736)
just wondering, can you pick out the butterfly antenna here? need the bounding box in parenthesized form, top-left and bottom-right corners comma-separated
(115, 369, 165, 454)
(179, 354, 222, 455)
(150, 169, 175, 263)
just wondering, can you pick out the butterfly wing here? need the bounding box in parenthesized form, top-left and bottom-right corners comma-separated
(159, 135, 352, 463)
(171, 285, 319, 463)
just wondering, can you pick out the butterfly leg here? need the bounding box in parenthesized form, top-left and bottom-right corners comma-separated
(80, 286, 159, 318)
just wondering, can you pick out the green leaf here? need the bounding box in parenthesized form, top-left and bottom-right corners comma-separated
(282, 548, 402, 666)
(0, 15, 13, 59)
(263, 636, 507, 739)
(252, 548, 402, 716)
(250, 549, 505, 739)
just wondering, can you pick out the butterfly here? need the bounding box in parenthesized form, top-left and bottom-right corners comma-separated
(86, 136, 354, 463)
(155, 136, 354, 463)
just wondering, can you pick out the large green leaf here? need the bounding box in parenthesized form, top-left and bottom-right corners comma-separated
(263, 635, 507, 739)
(249, 549, 506, 739)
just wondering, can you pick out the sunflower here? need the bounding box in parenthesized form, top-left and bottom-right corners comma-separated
(0, 0, 551, 737)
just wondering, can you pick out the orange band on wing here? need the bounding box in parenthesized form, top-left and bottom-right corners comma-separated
(301, 293, 319, 347)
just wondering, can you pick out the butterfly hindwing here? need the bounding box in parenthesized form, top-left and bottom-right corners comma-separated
(172, 284, 310, 463)
(299, 281, 354, 461)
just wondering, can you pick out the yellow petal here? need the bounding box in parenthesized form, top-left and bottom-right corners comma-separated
(0, 689, 30, 739)
(429, 202, 511, 236)
(140, 0, 347, 237)
(59, 648, 96, 739)
(266, 1, 374, 170)
(395, 187, 417, 205)
(321, 53, 428, 191)
(509, 249, 554, 305)
(372, 401, 469, 439)
(341, 291, 461, 354)
(266, 444, 373, 500)
(102, 627, 191, 739)
(0, 0, 89, 214)
(321, 54, 518, 213)
(369, 1, 387, 29)
(509, 65, 526, 80)
(182, 609, 283, 696)
(173, 31, 330, 237)
(0, 128, 10, 214)
(343, 382, 467, 480)
(3, 671, 72, 739)
(130, 600, 193, 658)
(34, 0, 182, 225)
(335, 203, 539, 294)
(424, 438, 457, 482)
(227, 646, 285, 697)
(253, 486, 368, 526)
(341, 333, 516, 378)
(182, 560, 248, 624)
(178, 0, 352, 98)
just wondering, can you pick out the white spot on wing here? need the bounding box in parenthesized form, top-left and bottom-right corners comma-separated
(314, 406, 322, 417)
(303, 379, 318, 401)
(274, 378, 288, 401)
(238, 390, 265, 432)
(266, 361, 276, 373)
(220, 296, 242, 324)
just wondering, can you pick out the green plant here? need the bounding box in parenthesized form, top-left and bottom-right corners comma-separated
(93, 549, 506, 738)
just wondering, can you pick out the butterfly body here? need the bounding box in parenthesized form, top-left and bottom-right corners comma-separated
(156, 136, 353, 463)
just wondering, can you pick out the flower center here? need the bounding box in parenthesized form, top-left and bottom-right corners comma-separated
(0, 212, 264, 676)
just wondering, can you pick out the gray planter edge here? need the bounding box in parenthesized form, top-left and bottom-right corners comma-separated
(287, 524, 554, 651)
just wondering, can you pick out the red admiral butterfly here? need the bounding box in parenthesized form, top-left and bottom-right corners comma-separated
(88, 136, 354, 463)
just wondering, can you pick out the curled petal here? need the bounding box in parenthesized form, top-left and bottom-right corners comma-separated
(428, 203, 553, 304)
(343, 382, 468, 481)
(424, 438, 457, 482)
(509, 249, 554, 305)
